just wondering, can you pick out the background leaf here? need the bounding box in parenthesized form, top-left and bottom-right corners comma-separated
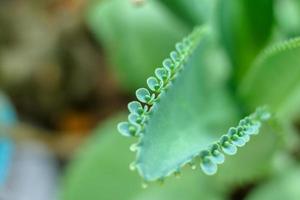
(239, 37, 300, 120)
(217, 0, 274, 82)
(246, 166, 300, 200)
(275, 0, 300, 37)
(86, 0, 188, 91)
(159, 0, 217, 26)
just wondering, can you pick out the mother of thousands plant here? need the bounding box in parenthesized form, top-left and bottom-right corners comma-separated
(63, 0, 300, 199)
(117, 26, 276, 182)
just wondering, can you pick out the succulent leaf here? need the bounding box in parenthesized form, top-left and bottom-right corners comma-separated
(118, 27, 271, 181)
(239, 37, 300, 119)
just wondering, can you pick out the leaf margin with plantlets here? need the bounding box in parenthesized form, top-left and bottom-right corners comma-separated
(117, 27, 271, 182)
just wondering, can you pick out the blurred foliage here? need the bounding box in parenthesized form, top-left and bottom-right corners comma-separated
(159, 0, 217, 26)
(0, 91, 17, 127)
(0, 0, 110, 128)
(217, 0, 274, 82)
(246, 166, 300, 200)
(87, 0, 188, 91)
(0, 138, 13, 186)
(275, 0, 300, 37)
(239, 38, 300, 119)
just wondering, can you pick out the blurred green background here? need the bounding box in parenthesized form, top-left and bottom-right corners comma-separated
(0, 0, 300, 200)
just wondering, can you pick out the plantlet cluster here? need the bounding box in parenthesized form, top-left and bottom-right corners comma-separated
(118, 27, 205, 137)
(199, 107, 270, 175)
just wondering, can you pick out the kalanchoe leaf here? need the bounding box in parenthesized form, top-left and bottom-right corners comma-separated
(128, 113, 143, 125)
(170, 51, 180, 62)
(220, 135, 237, 155)
(211, 150, 225, 165)
(227, 128, 245, 146)
(241, 134, 250, 143)
(128, 101, 144, 115)
(200, 156, 217, 176)
(222, 143, 238, 155)
(227, 127, 237, 136)
(136, 88, 154, 104)
(237, 126, 250, 142)
(117, 122, 137, 137)
(236, 126, 244, 135)
(245, 123, 261, 135)
(231, 135, 246, 147)
(117, 26, 271, 181)
(210, 144, 225, 164)
(155, 68, 170, 82)
(162, 58, 175, 71)
(147, 76, 161, 92)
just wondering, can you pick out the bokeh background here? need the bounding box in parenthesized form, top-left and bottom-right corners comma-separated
(1, 0, 300, 200)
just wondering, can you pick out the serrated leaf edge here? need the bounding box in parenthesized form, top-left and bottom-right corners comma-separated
(254, 37, 300, 68)
(117, 26, 206, 139)
(240, 37, 300, 101)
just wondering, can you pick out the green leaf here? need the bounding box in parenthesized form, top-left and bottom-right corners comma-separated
(217, 0, 274, 80)
(61, 114, 140, 200)
(159, 0, 217, 26)
(86, 0, 188, 91)
(239, 37, 300, 119)
(275, 0, 300, 37)
(246, 166, 300, 200)
(61, 114, 226, 200)
(118, 27, 271, 181)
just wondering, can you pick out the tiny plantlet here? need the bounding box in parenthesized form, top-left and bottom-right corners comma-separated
(117, 27, 273, 182)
